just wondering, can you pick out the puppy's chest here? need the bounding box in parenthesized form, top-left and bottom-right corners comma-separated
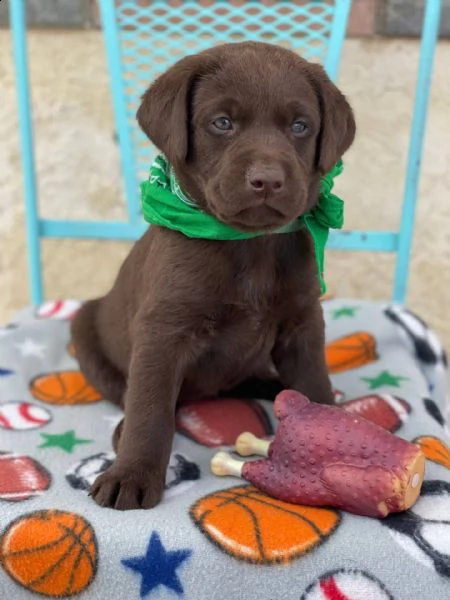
(194, 301, 277, 393)
(189, 258, 309, 394)
(206, 266, 302, 341)
(234, 260, 304, 317)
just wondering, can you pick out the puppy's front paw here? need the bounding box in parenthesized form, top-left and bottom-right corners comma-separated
(90, 463, 165, 510)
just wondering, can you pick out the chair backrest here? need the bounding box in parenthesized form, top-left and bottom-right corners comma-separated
(9, 0, 441, 306)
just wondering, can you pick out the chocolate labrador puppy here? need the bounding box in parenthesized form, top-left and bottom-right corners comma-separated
(72, 41, 355, 510)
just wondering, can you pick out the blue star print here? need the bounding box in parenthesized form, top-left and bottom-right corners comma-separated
(0, 368, 14, 377)
(121, 532, 192, 598)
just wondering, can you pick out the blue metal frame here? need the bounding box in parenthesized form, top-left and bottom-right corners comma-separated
(393, 0, 442, 303)
(9, 0, 441, 305)
(10, 0, 43, 305)
(324, 0, 352, 81)
(101, 1, 140, 226)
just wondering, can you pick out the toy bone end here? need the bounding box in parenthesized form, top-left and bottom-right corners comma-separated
(211, 451, 244, 478)
(235, 432, 270, 457)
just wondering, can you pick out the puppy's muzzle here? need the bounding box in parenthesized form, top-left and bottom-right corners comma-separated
(246, 163, 285, 196)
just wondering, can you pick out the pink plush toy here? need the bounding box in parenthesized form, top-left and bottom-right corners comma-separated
(211, 390, 425, 518)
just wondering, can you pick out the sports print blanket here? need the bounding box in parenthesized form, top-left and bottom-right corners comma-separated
(0, 299, 449, 600)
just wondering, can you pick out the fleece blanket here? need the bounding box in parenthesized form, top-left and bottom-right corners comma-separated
(0, 299, 449, 600)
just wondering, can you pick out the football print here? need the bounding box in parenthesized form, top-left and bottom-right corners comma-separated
(341, 394, 411, 432)
(0, 452, 51, 501)
(176, 397, 272, 447)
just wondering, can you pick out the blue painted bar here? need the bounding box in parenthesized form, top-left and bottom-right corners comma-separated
(10, 0, 43, 305)
(325, 0, 352, 80)
(393, 0, 441, 303)
(40, 220, 398, 255)
(40, 219, 147, 241)
(99, 0, 141, 226)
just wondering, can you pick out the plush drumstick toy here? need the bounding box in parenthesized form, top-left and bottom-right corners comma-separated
(211, 390, 425, 518)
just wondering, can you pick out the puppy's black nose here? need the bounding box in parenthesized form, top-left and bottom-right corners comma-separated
(247, 165, 285, 194)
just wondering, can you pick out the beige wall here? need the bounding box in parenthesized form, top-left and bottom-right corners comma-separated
(0, 31, 449, 349)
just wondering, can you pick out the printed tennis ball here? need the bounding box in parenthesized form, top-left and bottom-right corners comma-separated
(36, 300, 80, 320)
(0, 402, 52, 430)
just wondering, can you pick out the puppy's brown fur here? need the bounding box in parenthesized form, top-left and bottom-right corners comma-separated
(72, 42, 355, 510)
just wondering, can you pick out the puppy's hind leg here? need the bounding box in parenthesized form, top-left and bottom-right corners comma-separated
(71, 299, 126, 407)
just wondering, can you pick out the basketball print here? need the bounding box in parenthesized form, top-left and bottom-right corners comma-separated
(190, 485, 340, 564)
(0, 402, 52, 431)
(325, 332, 378, 374)
(341, 394, 411, 432)
(0, 510, 97, 597)
(414, 436, 450, 470)
(0, 452, 51, 501)
(35, 300, 81, 321)
(301, 568, 394, 600)
(176, 397, 272, 447)
(29, 371, 102, 405)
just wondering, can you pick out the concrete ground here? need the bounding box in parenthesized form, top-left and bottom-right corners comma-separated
(1, 31, 449, 357)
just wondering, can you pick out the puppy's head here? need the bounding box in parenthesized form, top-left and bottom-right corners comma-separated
(137, 42, 355, 232)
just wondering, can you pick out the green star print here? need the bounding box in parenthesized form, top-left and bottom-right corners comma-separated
(332, 307, 360, 319)
(38, 430, 92, 453)
(361, 370, 409, 390)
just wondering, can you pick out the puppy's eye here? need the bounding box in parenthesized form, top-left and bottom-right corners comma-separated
(291, 120, 308, 136)
(213, 117, 233, 131)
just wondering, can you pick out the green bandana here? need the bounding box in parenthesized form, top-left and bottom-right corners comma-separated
(141, 154, 344, 293)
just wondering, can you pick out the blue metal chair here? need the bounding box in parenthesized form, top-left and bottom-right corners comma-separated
(10, 0, 442, 306)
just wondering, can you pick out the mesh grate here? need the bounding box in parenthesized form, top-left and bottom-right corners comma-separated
(113, 1, 338, 181)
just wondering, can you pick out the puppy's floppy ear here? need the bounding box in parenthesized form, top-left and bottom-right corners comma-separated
(137, 53, 216, 166)
(308, 64, 356, 174)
